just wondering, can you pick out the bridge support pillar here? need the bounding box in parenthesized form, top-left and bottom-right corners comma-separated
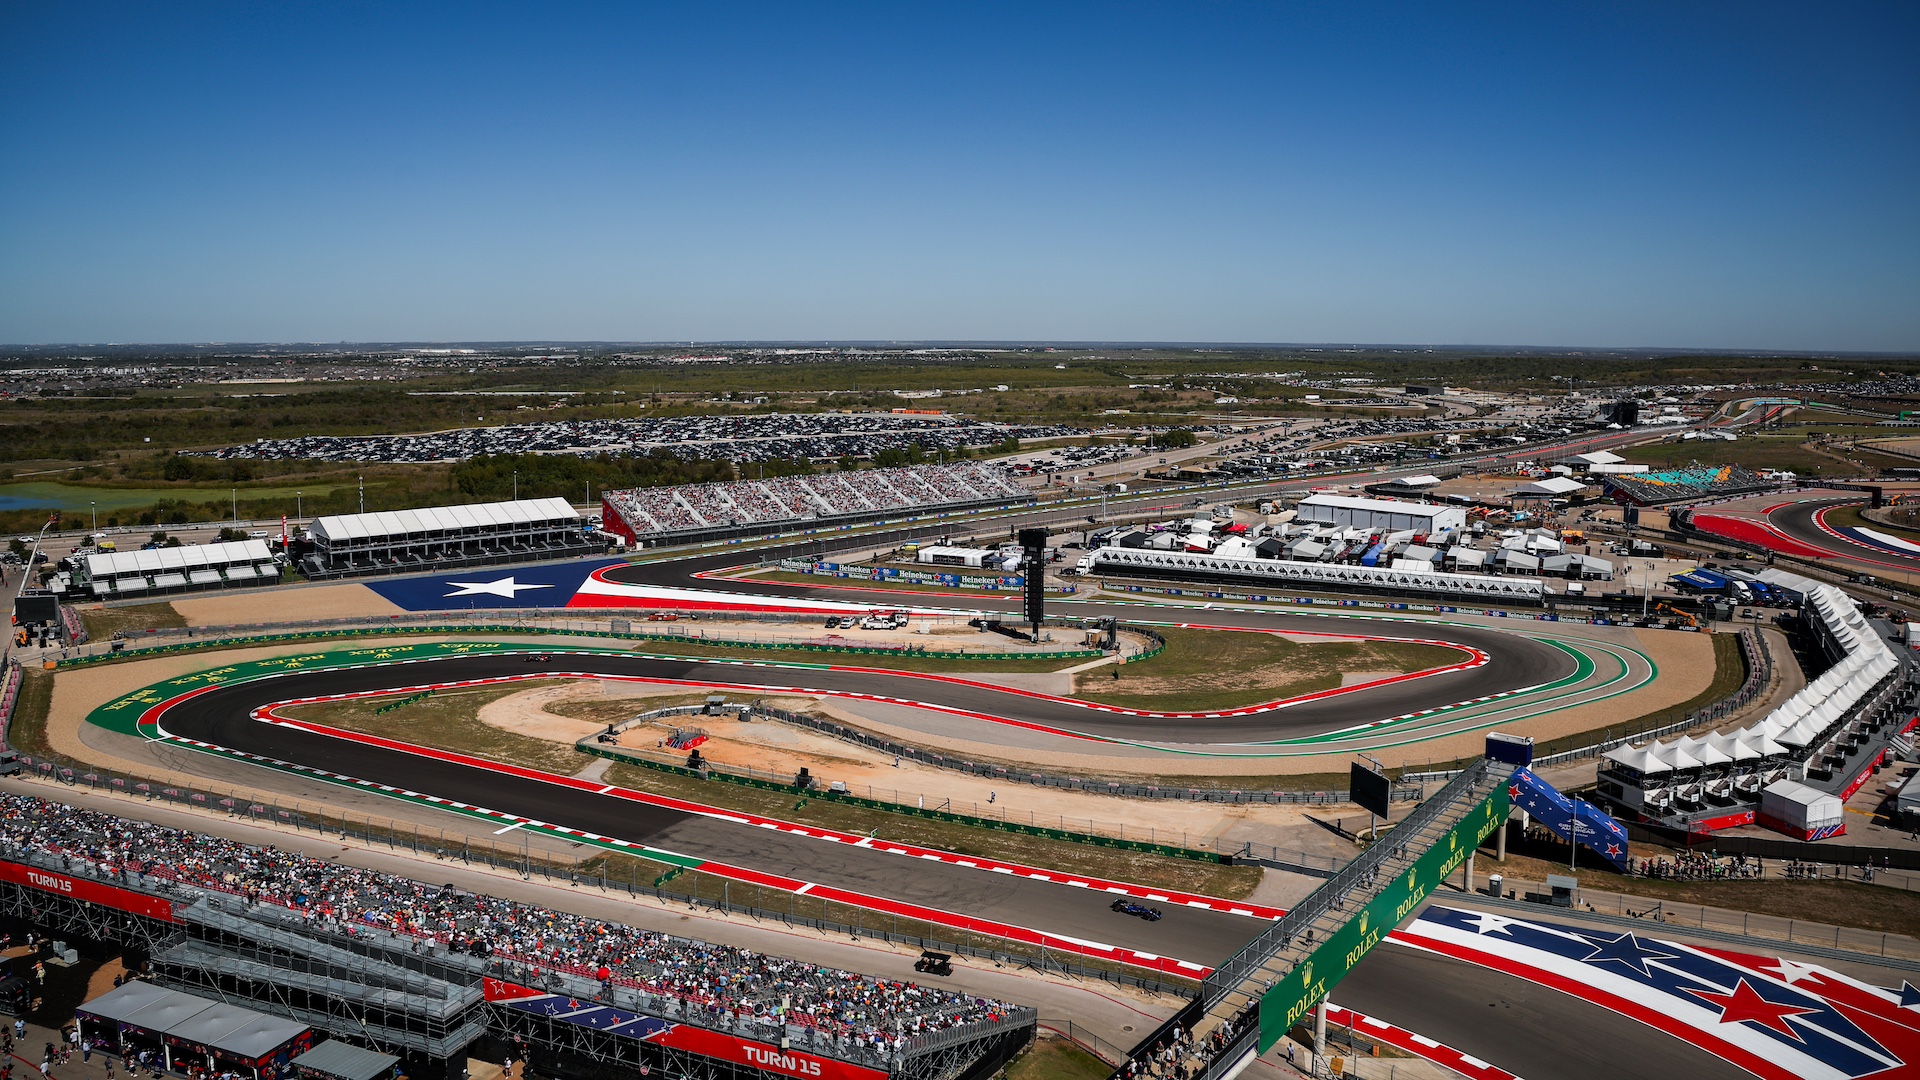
(1313, 996, 1327, 1058)
(1464, 852, 1475, 895)
(1496, 816, 1508, 862)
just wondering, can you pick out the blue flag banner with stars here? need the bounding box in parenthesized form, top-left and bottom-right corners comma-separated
(1507, 766, 1631, 871)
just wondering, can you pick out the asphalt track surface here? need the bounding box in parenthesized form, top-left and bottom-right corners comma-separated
(152, 653, 1265, 967)
(138, 598, 1565, 971)
(1339, 945, 1754, 1080)
(1768, 496, 1920, 572)
(600, 543, 1577, 744)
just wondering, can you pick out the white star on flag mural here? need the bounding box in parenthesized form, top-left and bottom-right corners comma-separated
(443, 576, 555, 599)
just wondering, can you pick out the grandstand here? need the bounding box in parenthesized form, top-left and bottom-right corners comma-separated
(600, 463, 1030, 545)
(305, 497, 594, 578)
(1599, 464, 1774, 506)
(67, 539, 282, 598)
(0, 793, 1033, 1080)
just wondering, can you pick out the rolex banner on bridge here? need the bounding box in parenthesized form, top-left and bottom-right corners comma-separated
(1258, 782, 1510, 1052)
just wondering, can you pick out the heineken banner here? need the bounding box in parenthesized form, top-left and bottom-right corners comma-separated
(1258, 782, 1510, 1051)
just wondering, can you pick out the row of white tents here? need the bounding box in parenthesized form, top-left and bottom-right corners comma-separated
(1602, 575, 1900, 818)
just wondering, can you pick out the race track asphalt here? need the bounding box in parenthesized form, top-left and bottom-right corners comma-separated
(605, 550, 1576, 743)
(1339, 944, 1755, 1080)
(1769, 497, 1920, 573)
(141, 533, 1575, 973)
(154, 654, 1264, 966)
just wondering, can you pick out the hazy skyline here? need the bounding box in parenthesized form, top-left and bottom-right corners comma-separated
(3, 3, 1915, 350)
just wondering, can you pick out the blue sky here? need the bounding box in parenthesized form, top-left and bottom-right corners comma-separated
(2, 3, 1915, 350)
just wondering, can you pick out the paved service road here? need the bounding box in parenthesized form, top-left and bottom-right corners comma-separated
(1338, 943, 1755, 1080)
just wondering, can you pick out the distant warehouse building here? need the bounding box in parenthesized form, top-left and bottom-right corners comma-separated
(1295, 493, 1467, 535)
(69, 539, 282, 599)
(303, 497, 592, 578)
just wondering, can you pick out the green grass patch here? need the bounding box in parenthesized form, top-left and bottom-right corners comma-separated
(1826, 502, 1920, 545)
(600, 762, 1263, 899)
(1619, 437, 1859, 476)
(1674, 632, 1746, 716)
(4, 668, 54, 758)
(0, 481, 350, 513)
(78, 602, 187, 641)
(1005, 1036, 1111, 1080)
(279, 682, 587, 776)
(1073, 625, 1459, 712)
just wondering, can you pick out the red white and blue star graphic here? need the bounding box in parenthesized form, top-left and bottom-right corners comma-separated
(1397, 906, 1920, 1080)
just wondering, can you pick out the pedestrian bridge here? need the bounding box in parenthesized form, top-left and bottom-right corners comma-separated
(1108, 756, 1512, 1080)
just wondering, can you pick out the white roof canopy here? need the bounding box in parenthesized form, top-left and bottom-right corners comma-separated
(312, 497, 577, 543)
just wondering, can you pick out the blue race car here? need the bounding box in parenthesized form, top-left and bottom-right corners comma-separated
(1111, 898, 1163, 922)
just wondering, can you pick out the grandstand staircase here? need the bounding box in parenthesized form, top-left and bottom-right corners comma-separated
(1142, 762, 1502, 1080)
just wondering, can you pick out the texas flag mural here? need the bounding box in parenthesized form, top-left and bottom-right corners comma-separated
(365, 558, 627, 610)
(1398, 905, 1920, 1080)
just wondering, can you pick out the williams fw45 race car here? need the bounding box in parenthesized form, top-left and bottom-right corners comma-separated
(1111, 898, 1163, 922)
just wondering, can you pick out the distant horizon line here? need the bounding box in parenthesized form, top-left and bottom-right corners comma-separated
(4, 339, 1917, 358)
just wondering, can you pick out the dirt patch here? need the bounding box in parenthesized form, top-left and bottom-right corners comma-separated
(477, 680, 724, 744)
(172, 583, 403, 626)
(77, 601, 185, 640)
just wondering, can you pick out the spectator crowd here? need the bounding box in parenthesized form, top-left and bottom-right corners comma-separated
(0, 794, 1020, 1055)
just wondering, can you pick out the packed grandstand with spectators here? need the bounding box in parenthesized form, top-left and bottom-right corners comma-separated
(1597, 464, 1775, 506)
(195, 413, 1083, 464)
(600, 462, 1029, 540)
(0, 793, 1020, 1049)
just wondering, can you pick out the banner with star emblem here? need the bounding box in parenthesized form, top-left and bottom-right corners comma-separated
(1396, 905, 1920, 1080)
(365, 558, 626, 610)
(1508, 767, 1632, 871)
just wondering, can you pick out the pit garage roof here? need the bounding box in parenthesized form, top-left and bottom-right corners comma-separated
(311, 497, 577, 543)
(1297, 494, 1457, 518)
(84, 539, 272, 579)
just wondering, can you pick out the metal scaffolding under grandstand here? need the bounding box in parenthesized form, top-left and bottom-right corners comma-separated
(154, 899, 489, 1060)
(304, 497, 594, 578)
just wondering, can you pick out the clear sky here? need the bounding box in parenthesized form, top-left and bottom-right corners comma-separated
(2, 3, 1915, 350)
